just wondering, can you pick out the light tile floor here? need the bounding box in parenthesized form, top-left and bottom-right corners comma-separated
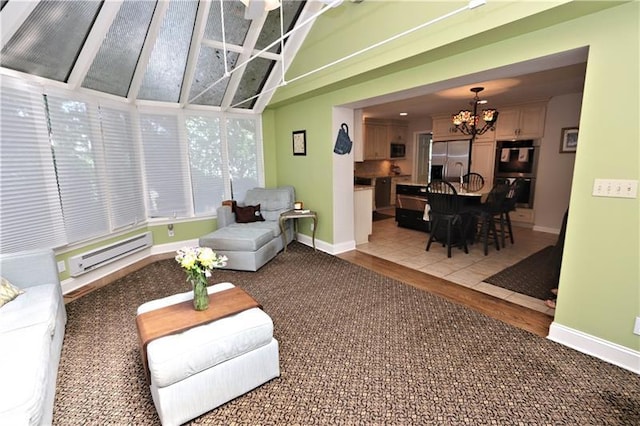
(356, 214, 558, 316)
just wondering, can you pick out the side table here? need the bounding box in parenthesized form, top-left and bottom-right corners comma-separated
(279, 209, 318, 251)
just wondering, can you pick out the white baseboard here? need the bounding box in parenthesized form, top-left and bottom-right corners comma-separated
(294, 234, 335, 254)
(533, 225, 560, 234)
(548, 322, 640, 374)
(61, 239, 199, 295)
(330, 240, 356, 255)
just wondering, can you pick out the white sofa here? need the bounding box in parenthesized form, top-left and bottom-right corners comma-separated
(199, 186, 295, 271)
(0, 249, 67, 425)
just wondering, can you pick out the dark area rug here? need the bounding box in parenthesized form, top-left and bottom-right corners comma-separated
(53, 242, 640, 425)
(484, 245, 557, 300)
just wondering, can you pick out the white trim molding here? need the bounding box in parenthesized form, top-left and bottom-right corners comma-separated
(548, 322, 640, 374)
(60, 239, 199, 295)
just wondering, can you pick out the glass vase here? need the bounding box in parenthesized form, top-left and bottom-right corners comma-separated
(190, 273, 209, 311)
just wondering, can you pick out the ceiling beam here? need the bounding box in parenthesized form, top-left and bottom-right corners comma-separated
(67, 0, 124, 90)
(179, 0, 211, 108)
(220, 13, 268, 110)
(201, 38, 280, 61)
(128, 0, 170, 102)
(253, 1, 324, 112)
(0, 0, 40, 51)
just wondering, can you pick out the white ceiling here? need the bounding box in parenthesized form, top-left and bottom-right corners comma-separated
(348, 47, 588, 122)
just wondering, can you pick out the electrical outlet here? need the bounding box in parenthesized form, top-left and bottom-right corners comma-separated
(167, 223, 175, 237)
(310, 222, 315, 231)
(57, 260, 66, 273)
(634, 317, 640, 336)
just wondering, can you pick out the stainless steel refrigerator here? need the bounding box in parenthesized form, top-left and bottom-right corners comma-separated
(430, 139, 471, 183)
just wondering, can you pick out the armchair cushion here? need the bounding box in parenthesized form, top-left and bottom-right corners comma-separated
(243, 187, 294, 221)
(235, 204, 265, 223)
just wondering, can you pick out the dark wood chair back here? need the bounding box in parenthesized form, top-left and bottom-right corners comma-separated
(483, 182, 510, 215)
(426, 180, 462, 216)
(462, 172, 485, 192)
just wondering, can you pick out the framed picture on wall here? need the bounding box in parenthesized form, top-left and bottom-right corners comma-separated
(560, 127, 579, 153)
(292, 130, 306, 156)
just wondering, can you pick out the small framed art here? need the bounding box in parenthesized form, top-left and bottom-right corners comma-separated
(560, 127, 578, 153)
(292, 130, 306, 156)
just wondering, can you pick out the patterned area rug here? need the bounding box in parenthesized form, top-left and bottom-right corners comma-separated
(54, 243, 640, 425)
(484, 245, 556, 300)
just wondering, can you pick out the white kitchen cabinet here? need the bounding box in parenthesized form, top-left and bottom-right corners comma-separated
(470, 141, 495, 189)
(364, 121, 389, 160)
(388, 122, 408, 144)
(354, 187, 374, 244)
(390, 175, 412, 205)
(512, 207, 534, 224)
(363, 119, 408, 160)
(432, 115, 459, 141)
(495, 102, 547, 140)
(474, 126, 496, 142)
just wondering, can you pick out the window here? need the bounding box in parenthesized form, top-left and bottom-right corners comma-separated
(46, 93, 111, 243)
(0, 81, 263, 253)
(0, 78, 66, 253)
(139, 112, 192, 218)
(99, 104, 146, 229)
(226, 116, 261, 201)
(185, 115, 225, 215)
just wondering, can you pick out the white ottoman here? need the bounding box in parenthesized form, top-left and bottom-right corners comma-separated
(136, 282, 280, 426)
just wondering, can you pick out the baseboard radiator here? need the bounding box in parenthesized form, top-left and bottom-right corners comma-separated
(69, 232, 153, 277)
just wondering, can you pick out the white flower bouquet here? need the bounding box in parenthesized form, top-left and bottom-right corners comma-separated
(175, 247, 228, 310)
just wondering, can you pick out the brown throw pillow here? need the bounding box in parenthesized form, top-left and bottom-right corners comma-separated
(235, 204, 265, 223)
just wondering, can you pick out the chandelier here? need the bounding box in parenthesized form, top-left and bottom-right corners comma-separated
(451, 87, 499, 137)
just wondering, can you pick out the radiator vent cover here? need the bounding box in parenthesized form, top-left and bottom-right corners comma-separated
(69, 232, 152, 277)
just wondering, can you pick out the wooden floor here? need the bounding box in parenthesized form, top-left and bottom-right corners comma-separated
(337, 250, 553, 337)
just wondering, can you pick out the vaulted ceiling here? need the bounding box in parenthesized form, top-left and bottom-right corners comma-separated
(0, 0, 327, 112)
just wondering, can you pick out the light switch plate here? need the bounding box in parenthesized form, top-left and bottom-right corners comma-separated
(57, 260, 66, 273)
(593, 179, 638, 198)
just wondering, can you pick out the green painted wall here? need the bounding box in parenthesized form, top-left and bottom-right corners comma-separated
(268, 97, 335, 243)
(265, 1, 639, 351)
(148, 219, 216, 245)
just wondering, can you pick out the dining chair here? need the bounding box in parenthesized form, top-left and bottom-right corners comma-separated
(497, 178, 525, 247)
(425, 180, 469, 258)
(467, 182, 511, 255)
(462, 172, 485, 193)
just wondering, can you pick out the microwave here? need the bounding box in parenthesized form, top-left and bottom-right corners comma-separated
(390, 143, 406, 158)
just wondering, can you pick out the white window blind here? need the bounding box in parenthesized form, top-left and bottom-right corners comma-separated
(226, 117, 260, 201)
(46, 93, 110, 243)
(186, 115, 224, 215)
(0, 79, 67, 253)
(99, 105, 146, 229)
(139, 112, 191, 217)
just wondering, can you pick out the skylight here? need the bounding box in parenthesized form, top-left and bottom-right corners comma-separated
(0, 0, 310, 112)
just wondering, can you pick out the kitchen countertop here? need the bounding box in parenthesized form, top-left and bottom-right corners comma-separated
(354, 185, 374, 191)
(396, 181, 429, 187)
(355, 173, 411, 179)
(397, 181, 489, 196)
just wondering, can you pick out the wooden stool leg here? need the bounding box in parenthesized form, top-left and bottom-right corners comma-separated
(506, 212, 514, 244)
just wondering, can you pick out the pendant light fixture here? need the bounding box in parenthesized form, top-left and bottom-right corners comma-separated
(451, 87, 499, 138)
